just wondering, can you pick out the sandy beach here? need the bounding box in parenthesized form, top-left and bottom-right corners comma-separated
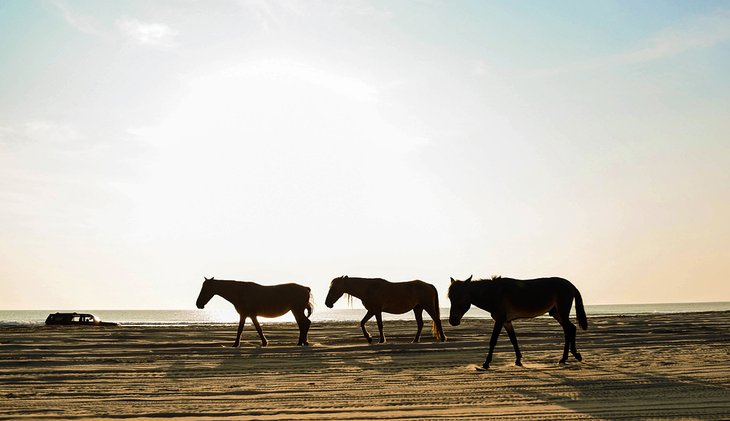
(1, 311, 729, 420)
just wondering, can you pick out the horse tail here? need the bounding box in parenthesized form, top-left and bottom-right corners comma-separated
(574, 286, 588, 330)
(305, 289, 314, 319)
(430, 284, 447, 342)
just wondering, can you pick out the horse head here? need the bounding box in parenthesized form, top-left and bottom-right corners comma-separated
(325, 276, 347, 308)
(196, 277, 216, 309)
(448, 275, 472, 326)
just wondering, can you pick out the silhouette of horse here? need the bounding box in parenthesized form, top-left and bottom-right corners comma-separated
(448, 275, 587, 369)
(196, 277, 313, 347)
(325, 276, 447, 343)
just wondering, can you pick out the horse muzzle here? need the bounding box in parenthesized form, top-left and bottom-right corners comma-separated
(449, 318, 461, 326)
(325, 302, 333, 309)
(196, 303, 204, 309)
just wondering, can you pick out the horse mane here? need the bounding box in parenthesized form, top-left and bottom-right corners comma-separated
(447, 281, 461, 298)
(475, 275, 502, 281)
(449, 275, 502, 296)
(330, 276, 353, 306)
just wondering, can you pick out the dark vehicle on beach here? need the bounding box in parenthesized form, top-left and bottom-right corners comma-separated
(45, 312, 118, 327)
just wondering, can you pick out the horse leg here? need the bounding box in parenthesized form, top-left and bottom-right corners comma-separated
(551, 305, 582, 362)
(549, 308, 567, 363)
(559, 299, 582, 361)
(233, 316, 246, 347)
(503, 322, 523, 366)
(424, 305, 447, 342)
(483, 319, 504, 369)
(251, 316, 268, 347)
(293, 310, 311, 346)
(559, 324, 571, 364)
(360, 311, 375, 344)
(554, 305, 573, 364)
(568, 321, 581, 361)
(562, 304, 581, 361)
(412, 306, 424, 343)
(375, 312, 386, 343)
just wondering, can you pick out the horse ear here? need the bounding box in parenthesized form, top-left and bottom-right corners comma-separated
(465, 275, 473, 283)
(450, 277, 455, 284)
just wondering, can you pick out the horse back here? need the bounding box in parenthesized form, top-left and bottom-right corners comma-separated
(257, 282, 310, 302)
(372, 279, 437, 314)
(490, 277, 577, 320)
(235, 282, 310, 317)
(506, 277, 575, 293)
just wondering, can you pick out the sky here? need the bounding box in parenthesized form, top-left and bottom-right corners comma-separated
(1, 0, 729, 311)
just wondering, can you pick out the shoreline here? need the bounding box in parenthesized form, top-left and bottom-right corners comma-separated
(2, 303, 730, 327)
(2, 311, 730, 419)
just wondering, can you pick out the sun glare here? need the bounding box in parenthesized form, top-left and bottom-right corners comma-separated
(123, 57, 450, 271)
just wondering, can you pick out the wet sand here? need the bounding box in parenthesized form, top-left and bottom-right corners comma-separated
(2, 311, 729, 419)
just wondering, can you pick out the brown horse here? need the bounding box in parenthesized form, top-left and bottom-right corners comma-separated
(196, 277, 313, 346)
(324, 276, 447, 343)
(448, 275, 587, 369)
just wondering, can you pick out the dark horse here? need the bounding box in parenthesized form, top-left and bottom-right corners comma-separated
(196, 277, 313, 346)
(448, 275, 587, 369)
(325, 276, 447, 343)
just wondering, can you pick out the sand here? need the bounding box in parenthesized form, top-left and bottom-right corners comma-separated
(1, 311, 729, 420)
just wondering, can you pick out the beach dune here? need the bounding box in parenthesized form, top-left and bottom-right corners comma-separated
(1, 311, 729, 419)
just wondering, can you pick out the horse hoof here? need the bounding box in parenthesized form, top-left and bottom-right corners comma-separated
(559, 360, 567, 365)
(515, 361, 523, 367)
(366, 337, 373, 344)
(482, 363, 490, 370)
(575, 353, 583, 361)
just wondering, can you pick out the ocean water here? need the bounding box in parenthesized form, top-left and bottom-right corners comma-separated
(1, 302, 729, 326)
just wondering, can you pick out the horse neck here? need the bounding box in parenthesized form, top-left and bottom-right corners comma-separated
(469, 280, 497, 312)
(209, 280, 243, 305)
(340, 278, 371, 300)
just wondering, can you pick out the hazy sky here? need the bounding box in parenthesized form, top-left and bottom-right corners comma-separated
(1, 0, 728, 311)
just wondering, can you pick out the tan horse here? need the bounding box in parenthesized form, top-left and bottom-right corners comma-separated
(196, 277, 313, 346)
(448, 275, 587, 369)
(324, 276, 447, 343)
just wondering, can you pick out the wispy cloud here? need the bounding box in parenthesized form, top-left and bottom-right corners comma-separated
(530, 9, 730, 78)
(117, 17, 179, 49)
(242, 59, 379, 102)
(245, 0, 283, 33)
(0, 125, 18, 148)
(53, 2, 179, 50)
(621, 10, 730, 62)
(242, 0, 392, 33)
(52, 0, 99, 34)
(0, 121, 83, 150)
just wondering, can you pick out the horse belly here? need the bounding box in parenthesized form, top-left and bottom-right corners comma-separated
(257, 309, 290, 318)
(253, 301, 292, 318)
(382, 304, 413, 315)
(505, 301, 555, 321)
(379, 286, 422, 314)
